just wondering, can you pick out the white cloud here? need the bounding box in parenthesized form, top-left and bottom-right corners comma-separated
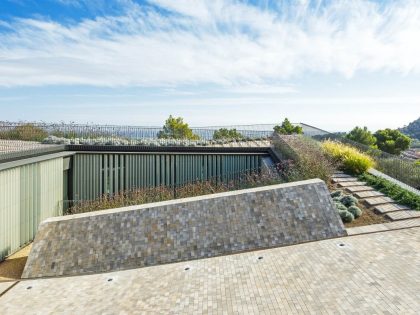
(0, 0, 420, 87)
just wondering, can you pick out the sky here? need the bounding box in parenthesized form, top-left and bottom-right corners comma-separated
(0, 0, 419, 132)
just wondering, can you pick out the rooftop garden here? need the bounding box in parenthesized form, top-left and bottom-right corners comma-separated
(2, 117, 418, 227)
(65, 167, 285, 215)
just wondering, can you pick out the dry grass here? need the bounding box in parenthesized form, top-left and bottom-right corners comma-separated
(67, 170, 284, 215)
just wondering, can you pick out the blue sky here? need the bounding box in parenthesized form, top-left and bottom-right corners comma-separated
(0, 0, 419, 131)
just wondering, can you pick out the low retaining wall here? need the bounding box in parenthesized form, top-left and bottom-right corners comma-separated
(23, 179, 346, 278)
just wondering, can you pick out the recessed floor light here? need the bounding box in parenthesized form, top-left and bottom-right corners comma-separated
(258, 256, 263, 260)
(107, 278, 113, 282)
(26, 286, 32, 290)
(184, 267, 190, 271)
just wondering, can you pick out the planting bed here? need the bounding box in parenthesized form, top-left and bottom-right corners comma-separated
(329, 179, 390, 228)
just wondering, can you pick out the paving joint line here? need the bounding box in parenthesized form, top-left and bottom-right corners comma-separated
(0, 281, 19, 299)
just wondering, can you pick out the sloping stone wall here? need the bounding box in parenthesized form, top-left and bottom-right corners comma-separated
(23, 179, 346, 278)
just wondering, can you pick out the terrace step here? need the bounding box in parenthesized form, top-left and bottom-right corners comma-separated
(331, 174, 353, 179)
(337, 181, 367, 188)
(385, 210, 420, 221)
(345, 186, 374, 193)
(346, 218, 420, 235)
(354, 191, 385, 199)
(346, 224, 388, 235)
(364, 197, 395, 207)
(383, 218, 420, 229)
(331, 177, 359, 183)
(374, 204, 409, 214)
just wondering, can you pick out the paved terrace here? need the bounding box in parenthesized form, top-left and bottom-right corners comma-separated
(0, 227, 419, 314)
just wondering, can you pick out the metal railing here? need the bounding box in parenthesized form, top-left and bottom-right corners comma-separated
(0, 121, 329, 161)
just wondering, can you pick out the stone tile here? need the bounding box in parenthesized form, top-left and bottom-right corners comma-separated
(384, 219, 420, 229)
(345, 186, 374, 193)
(23, 179, 346, 279)
(386, 211, 420, 221)
(1, 228, 419, 315)
(331, 177, 358, 183)
(337, 181, 367, 188)
(346, 224, 388, 235)
(354, 191, 384, 199)
(364, 197, 394, 207)
(375, 204, 409, 214)
(331, 174, 352, 178)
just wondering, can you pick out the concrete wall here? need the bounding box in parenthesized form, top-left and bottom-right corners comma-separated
(23, 179, 346, 278)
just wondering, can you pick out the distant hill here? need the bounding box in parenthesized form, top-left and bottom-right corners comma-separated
(400, 117, 420, 140)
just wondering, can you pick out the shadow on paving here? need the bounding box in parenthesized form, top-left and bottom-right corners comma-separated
(0, 245, 31, 282)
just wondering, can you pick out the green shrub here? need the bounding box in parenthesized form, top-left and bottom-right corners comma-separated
(348, 206, 363, 218)
(339, 195, 358, 207)
(374, 129, 411, 155)
(157, 115, 200, 140)
(0, 124, 48, 142)
(359, 173, 420, 210)
(322, 140, 375, 174)
(330, 190, 342, 198)
(339, 210, 354, 223)
(335, 202, 348, 211)
(346, 126, 377, 147)
(273, 118, 303, 135)
(332, 197, 341, 202)
(213, 128, 244, 140)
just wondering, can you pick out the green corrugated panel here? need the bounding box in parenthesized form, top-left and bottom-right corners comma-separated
(0, 157, 63, 261)
(39, 158, 63, 221)
(71, 153, 265, 201)
(0, 167, 20, 260)
(103, 154, 108, 195)
(109, 154, 114, 195)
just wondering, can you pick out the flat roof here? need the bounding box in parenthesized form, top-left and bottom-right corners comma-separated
(0, 151, 75, 171)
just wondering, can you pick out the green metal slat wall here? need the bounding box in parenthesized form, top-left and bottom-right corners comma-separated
(0, 158, 63, 261)
(73, 153, 262, 201)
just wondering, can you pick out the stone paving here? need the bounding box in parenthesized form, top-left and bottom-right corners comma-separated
(354, 190, 384, 199)
(346, 224, 389, 235)
(386, 210, 420, 221)
(375, 204, 409, 214)
(0, 282, 15, 296)
(346, 219, 420, 235)
(0, 228, 419, 315)
(345, 185, 373, 193)
(337, 181, 366, 187)
(364, 196, 395, 206)
(331, 177, 358, 183)
(383, 218, 420, 229)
